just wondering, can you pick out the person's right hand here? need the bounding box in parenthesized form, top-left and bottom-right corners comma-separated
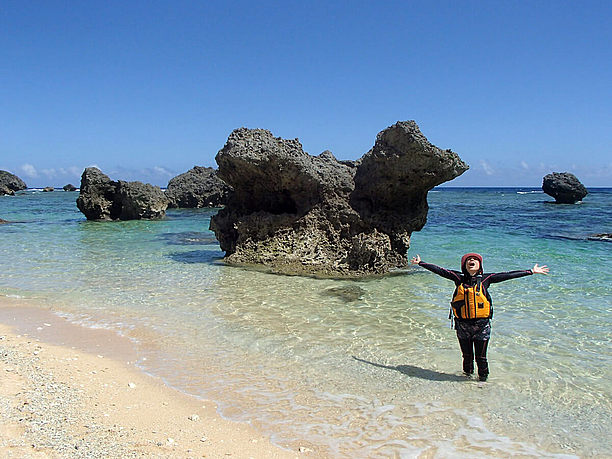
(410, 254, 421, 265)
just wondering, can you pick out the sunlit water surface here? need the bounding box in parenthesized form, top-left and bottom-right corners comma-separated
(1, 188, 610, 457)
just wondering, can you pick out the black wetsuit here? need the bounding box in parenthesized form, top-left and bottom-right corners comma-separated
(418, 261, 532, 380)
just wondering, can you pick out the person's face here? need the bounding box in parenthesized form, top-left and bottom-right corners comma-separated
(465, 257, 480, 274)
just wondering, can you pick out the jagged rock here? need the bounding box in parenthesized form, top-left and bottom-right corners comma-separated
(0, 170, 27, 195)
(63, 184, 77, 191)
(0, 185, 15, 196)
(542, 172, 588, 204)
(165, 166, 231, 208)
(76, 167, 168, 221)
(210, 121, 468, 276)
(42, 186, 54, 192)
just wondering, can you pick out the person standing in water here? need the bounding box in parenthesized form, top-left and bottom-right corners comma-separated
(410, 253, 549, 381)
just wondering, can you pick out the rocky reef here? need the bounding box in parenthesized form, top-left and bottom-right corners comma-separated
(587, 233, 612, 242)
(76, 167, 168, 221)
(0, 170, 27, 196)
(165, 166, 231, 208)
(210, 121, 468, 276)
(542, 172, 588, 204)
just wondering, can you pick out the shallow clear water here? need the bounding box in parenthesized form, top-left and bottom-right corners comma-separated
(1, 188, 610, 457)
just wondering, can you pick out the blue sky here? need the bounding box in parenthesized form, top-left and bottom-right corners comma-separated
(1, 1, 611, 188)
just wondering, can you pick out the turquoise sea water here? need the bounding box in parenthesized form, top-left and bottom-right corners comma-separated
(1, 188, 610, 458)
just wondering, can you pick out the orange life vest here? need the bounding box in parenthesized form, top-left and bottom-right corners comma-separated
(450, 276, 492, 319)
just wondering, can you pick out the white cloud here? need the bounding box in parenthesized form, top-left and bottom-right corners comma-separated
(69, 166, 82, 176)
(21, 163, 38, 178)
(479, 160, 495, 176)
(41, 168, 57, 178)
(153, 166, 174, 177)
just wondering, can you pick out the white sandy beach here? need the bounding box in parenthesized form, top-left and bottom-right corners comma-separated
(0, 297, 323, 458)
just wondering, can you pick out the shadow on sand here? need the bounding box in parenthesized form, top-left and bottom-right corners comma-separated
(352, 356, 465, 382)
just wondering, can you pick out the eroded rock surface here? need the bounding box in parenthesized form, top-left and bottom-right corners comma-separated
(0, 170, 27, 195)
(210, 121, 468, 276)
(542, 172, 588, 204)
(165, 166, 231, 208)
(76, 167, 168, 221)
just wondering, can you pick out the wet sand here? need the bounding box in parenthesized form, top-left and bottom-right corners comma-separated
(0, 297, 321, 458)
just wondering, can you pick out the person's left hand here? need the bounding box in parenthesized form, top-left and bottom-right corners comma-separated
(532, 263, 549, 275)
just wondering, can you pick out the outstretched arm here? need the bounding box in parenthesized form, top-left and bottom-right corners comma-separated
(486, 263, 550, 284)
(410, 254, 461, 282)
(532, 263, 549, 275)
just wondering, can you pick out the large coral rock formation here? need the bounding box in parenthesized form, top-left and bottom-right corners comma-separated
(210, 121, 468, 276)
(76, 167, 168, 221)
(542, 172, 588, 204)
(165, 166, 231, 208)
(0, 170, 27, 196)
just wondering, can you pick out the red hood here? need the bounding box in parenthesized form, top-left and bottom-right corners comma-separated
(461, 253, 483, 275)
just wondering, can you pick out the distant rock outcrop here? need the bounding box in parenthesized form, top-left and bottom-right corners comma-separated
(588, 233, 612, 242)
(63, 184, 77, 191)
(210, 121, 468, 276)
(542, 172, 588, 204)
(76, 167, 168, 221)
(0, 218, 8, 224)
(0, 170, 27, 195)
(43, 186, 54, 192)
(165, 166, 231, 208)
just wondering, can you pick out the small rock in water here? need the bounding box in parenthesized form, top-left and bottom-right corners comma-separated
(323, 285, 366, 302)
(587, 233, 612, 242)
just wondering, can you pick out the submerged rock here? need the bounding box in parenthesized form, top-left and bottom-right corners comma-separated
(165, 166, 231, 208)
(0, 170, 27, 195)
(542, 172, 587, 204)
(210, 121, 468, 276)
(76, 167, 168, 221)
(323, 285, 366, 302)
(587, 233, 612, 242)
